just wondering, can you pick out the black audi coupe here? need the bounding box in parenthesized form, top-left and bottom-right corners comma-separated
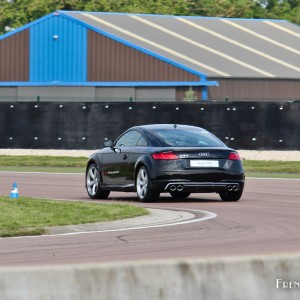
(85, 124, 245, 202)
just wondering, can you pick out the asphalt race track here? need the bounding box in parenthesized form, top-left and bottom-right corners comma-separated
(0, 172, 299, 266)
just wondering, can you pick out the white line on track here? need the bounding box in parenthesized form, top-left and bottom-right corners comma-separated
(246, 177, 300, 181)
(1, 209, 217, 240)
(0, 171, 83, 175)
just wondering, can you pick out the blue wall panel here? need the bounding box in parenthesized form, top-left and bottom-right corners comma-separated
(30, 15, 87, 82)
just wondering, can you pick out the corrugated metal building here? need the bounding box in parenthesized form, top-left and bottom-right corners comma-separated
(1, 11, 300, 102)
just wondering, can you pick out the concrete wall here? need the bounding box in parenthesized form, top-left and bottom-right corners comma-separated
(0, 87, 177, 102)
(135, 87, 176, 101)
(1, 254, 300, 300)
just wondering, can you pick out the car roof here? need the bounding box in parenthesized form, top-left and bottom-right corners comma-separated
(130, 124, 205, 131)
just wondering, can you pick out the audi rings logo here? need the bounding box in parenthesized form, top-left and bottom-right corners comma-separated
(199, 152, 210, 156)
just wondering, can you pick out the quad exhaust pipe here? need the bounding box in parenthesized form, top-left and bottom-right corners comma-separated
(167, 183, 239, 192)
(226, 184, 239, 192)
(177, 185, 183, 191)
(169, 184, 184, 192)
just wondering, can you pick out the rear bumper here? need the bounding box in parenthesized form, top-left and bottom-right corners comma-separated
(152, 180, 245, 193)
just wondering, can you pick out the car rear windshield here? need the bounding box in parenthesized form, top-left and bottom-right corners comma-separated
(151, 129, 225, 147)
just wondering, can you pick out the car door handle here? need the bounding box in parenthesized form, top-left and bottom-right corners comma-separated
(123, 154, 128, 160)
(114, 148, 121, 153)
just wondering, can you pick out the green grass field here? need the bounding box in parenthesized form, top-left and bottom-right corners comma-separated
(0, 155, 85, 167)
(242, 160, 300, 173)
(0, 197, 148, 237)
(0, 155, 299, 178)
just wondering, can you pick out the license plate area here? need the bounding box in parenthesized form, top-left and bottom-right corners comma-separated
(190, 160, 219, 168)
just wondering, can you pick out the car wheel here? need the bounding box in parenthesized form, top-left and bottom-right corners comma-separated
(219, 190, 242, 201)
(86, 163, 110, 199)
(136, 166, 159, 202)
(170, 191, 191, 199)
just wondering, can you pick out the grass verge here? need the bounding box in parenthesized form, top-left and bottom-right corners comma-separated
(0, 155, 86, 167)
(0, 156, 299, 178)
(242, 160, 300, 173)
(0, 197, 148, 238)
(0, 166, 84, 173)
(246, 172, 300, 179)
(243, 160, 300, 178)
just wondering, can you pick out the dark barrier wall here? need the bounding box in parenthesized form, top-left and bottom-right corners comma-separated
(0, 101, 299, 150)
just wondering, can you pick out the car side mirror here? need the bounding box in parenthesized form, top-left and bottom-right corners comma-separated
(104, 140, 114, 148)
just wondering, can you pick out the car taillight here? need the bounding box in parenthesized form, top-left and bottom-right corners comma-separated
(228, 152, 241, 161)
(152, 151, 179, 160)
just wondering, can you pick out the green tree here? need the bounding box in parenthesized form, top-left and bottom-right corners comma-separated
(0, 0, 190, 34)
(183, 86, 198, 102)
(188, 0, 257, 18)
(288, 0, 300, 8)
(256, 0, 300, 22)
(2, 0, 300, 35)
(254, 0, 300, 24)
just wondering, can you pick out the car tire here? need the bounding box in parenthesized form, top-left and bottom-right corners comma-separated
(219, 190, 242, 201)
(170, 191, 191, 199)
(86, 163, 110, 199)
(136, 166, 159, 202)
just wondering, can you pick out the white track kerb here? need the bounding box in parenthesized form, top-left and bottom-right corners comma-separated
(47, 208, 217, 237)
(2, 208, 217, 239)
